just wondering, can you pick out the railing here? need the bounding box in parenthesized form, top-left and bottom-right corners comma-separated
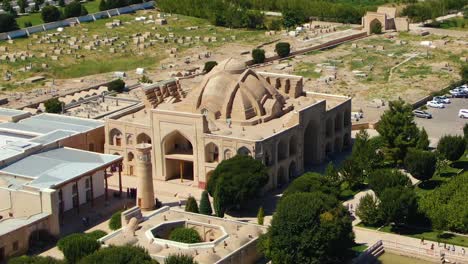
(0, 1, 155, 40)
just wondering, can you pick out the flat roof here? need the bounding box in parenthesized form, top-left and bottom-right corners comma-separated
(0, 147, 122, 189)
(0, 212, 50, 236)
(0, 108, 30, 117)
(0, 114, 104, 136)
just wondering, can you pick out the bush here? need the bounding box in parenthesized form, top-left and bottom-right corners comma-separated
(0, 13, 19, 33)
(169, 227, 202, 243)
(86, 230, 108, 240)
(416, 128, 430, 150)
(79, 245, 157, 264)
(356, 194, 380, 227)
(252, 48, 266, 64)
(44, 98, 64, 113)
(57, 233, 100, 263)
(107, 79, 125, 93)
(185, 196, 199, 213)
(139, 75, 153, 84)
(109, 211, 122, 230)
(203, 61, 218, 73)
(199, 190, 212, 216)
(379, 187, 418, 225)
(28, 229, 56, 252)
(9, 256, 64, 264)
(24, 21, 32, 27)
(257, 206, 265, 225)
(437, 135, 466, 161)
(368, 169, 411, 197)
(267, 19, 282, 31)
(165, 254, 196, 264)
(404, 148, 436, 182)
(283, 172, 339, 198)
(63, 1, 88, 18)
(275, 42, 290, 58)
(41, 5, 62, 23)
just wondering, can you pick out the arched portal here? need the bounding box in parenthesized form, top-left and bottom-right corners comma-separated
(344, 110, 351, 127)
(335, 113, 343, 132)
(326, 119, 333, 138)
(334, 137, 342, 153)
(237, 146, 251, 156)
(369, 18, 383, 34)
(304, 121, 318, 167)
(205, 142, 219, 163)
(109, 128, 122, 146)
(343, 133, 351, 149)
(163, 131, 194, 182)
(325, 142, 332, 156)
(137, 133, 152, 144)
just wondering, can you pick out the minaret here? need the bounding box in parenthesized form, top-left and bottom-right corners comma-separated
(135, 143, 155, 211)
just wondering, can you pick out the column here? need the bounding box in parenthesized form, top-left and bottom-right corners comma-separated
(180, 160, 184, 183)
(118, 162, 123, 197)
(135, 143, 155, 211)
(90, 175, 94, 206)
(104, 168, 108, 201)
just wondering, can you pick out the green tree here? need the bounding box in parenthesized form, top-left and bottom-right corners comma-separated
(282, 8, 306, 28)
(350, 129, 384, 179)
(419, 173, 468, 233)
(139, 75, 153, 84)
(57, 233, 101, 263)
(199, 190, 212, 216)
(206, 155, 268, 216)
(109, 211, 122, 230)
(324, 162, 341, 187)
(340, 157, 365, 191)
(252, 48, 266, 64)
(9, 256, 64, 264)
(2, 0, 16, 16)
(203, 61, 218, 73)
(165, 254, 197, 264)
(437, 135, 465, 161)
(0, 13, 18, 33)
(257, 206, 265, 225)
(169, 228, 202, 243)
(58, 0, 65, 7)
(41, 5, 61, 23)
(376, 99, 420, 164)
(283, 172, 339, 198)
(79, 246, 158, 264)
(107, 79, 125, 93)
(416, 128, 430, 150)
(379, 187, 418, 226)
(370, 21, 382, 34)
(404, 148, 436, 182)
(64, 1, 88, 18)
(99, 0, 107, 11)
(185, 196, 199, 213)
(368, 169, 411, 197)
(259, 192, 354, 264)
(356, 194, 381, 227)
(267, 19, 282, 31)
(18, 0, 28, 13)
(44, 98, 64, 113)
(275, 42, 290, 58)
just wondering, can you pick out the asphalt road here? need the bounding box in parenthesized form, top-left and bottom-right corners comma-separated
(415, 98, 468, 147)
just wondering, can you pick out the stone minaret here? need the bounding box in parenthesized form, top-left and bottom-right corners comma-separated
(135, 143, 155, 211)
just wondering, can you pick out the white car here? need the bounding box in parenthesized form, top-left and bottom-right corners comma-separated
(427, 100, 445, 108)
(434, 96, 450, 104)
(459, 109, 468, 119)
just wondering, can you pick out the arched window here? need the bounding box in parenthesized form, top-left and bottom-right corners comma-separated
(224, 149, 233, 160)
(137, 133, 151, 144)
(109, 128, 122, 146)
(126, 134, 134, 145)
(128, 152, 134, 162)
(278, 139, 288, 161)
(289, 136, 297, 156)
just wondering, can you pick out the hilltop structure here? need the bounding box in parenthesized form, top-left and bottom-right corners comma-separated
(105, 58, 352, 190)
(362, 6, 409, 34)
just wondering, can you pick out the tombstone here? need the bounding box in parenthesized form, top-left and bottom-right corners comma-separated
(376, 45, 384, 51)
(0, 46, 7, 52)
(109, 48, 116, 53)
(351, 43, 358, 48)
(51, 56, 59, 61)
(42, 63, 48, 69)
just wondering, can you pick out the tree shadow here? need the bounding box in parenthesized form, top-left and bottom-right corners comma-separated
(439, 172, 457, 178)
(451, 160, 468, 170)
(418, 180, 442, 190)
(390, 225, 432, 236)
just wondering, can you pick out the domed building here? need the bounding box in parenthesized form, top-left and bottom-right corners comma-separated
(105, 58, 351, 190)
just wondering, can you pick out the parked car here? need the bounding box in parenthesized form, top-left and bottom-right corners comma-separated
(449, 88, 468, 98)
(434, 96, 450, 104)
(457, 84, 468, 93)
(459, 109, 468, 119)
(413, 110, 432, 119)
(427, 100, 445, 108)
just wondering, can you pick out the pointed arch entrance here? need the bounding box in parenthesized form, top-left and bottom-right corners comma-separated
(163, 131, 194, 182)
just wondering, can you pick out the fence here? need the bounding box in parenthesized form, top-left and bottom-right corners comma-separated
(0, 1, 155, 41)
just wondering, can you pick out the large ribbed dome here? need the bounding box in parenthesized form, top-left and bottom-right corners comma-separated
(185, 58, 288, 125)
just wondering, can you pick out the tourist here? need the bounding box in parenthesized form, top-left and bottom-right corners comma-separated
(462, 248, 465, 255)
(431, 243, 434, 250)
(421, 237, 424, 245)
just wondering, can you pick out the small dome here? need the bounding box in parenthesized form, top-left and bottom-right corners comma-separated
(194, 251, 221, 263)
(220, 58, 247, 74)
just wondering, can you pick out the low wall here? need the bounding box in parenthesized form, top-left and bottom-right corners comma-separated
(0, 1, 155, 41)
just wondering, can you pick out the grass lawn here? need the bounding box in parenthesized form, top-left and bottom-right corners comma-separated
(378, 225, 468, 248)
(436, 18, 468, 31)
(16, 0, 102, 28)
